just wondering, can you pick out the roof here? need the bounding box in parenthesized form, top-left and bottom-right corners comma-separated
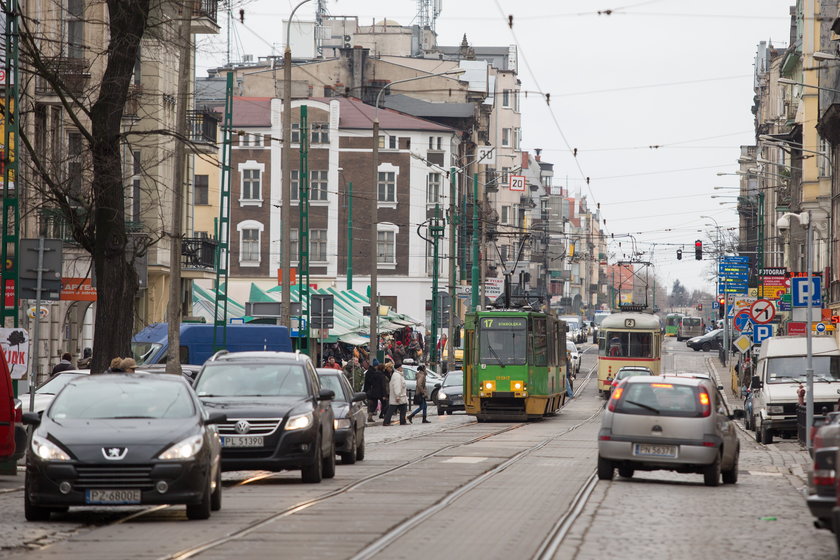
(323, 97, 456, 132)
(382, 94, 474, 118)
(231, 97, 272, 127)
(600, 312, 661, 330)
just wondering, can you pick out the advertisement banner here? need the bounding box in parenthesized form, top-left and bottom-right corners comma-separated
(0, 328, 29, 380)
(60, 277, 97, 301)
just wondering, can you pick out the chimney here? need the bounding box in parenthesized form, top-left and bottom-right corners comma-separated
(534, 148, 542, 162)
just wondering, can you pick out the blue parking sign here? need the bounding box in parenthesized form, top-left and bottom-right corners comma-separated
(753, 324, 773, 344)
(792, 277, 822, 307)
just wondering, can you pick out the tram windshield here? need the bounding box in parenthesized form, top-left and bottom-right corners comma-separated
(601, 331, 654, 359)
(479, 317, 527, 366)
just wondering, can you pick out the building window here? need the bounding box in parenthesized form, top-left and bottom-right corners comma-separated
(67, 131, 84, 203)
(427, 172, 442, 204)
(133, 47, 142, 85)
(194, 174, 209, 205)
(291, 229, 299, 262)
(242, 168, 261, 201)
(501, 205, 510, 224)
(237, 220, 264, 266)
(378, 135, 385, 149)
(129, 150, 140, 221)
(291, 170, 299, 201)
(501, 167, 510, 183)
(310, 170, 328, 201)
(389, 136, 397, 149)
(378, 171, 396, 203)
(514, 128, 521, 150)
(502, 128, 511, 147)
(502, 89, 510, 107)
(291, 123, 300, 143)
(67, 0, 85, 59)
(311, 229, 327, 262)
(436, 137, 442, 150)
(377, 230, 396, 265)
(428, 137, 434, 149)
(311, 123, 329, 144)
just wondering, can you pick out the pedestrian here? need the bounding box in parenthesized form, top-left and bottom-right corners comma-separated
(323, 356, 342, 370)
(343, 356, 364, 391)
(362, 359, 387, 422)
(106, 357, 124, 373)
(51, 352, 74, 375)
(120, 357, 138, 373)
(77, 348, 93, 369)
(383, 361, 408, 426)
(407, 337, 420, 362)
(798, 383, 806, 406)
(408, 364, 431, 423)
(565, 352, 574, 399)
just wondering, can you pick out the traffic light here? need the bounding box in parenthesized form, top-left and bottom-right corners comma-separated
(695, 240, 703, 260)
(718, 296, 725, 319)
(697, 303, 703, 311)
(676, 249, 682, 260)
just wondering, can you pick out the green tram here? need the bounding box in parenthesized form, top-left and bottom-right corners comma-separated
(464, 310, 567, 421)
(664, 312, 683, 337)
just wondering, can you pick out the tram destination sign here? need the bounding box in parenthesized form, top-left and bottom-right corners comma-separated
(480, 317, 526, 329)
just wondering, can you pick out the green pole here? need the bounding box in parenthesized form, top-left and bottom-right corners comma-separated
(299, 105, 310, 356)
(346, 182, 352, 290)
(758, 191, 765, 295)
(430, 204, 444, 369)
(471, 173, 480, 312)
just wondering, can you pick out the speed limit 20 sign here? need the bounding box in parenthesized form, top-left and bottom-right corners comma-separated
(509, 175, 526, 191)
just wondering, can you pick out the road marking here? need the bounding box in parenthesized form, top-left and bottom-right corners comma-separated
(442, 456, 488, 464)
(747, 471, 782, 477)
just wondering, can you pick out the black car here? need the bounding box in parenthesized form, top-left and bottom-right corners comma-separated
(22, 374, 224, 521)
(193, 351, 336, 483)
(434, 370, 464, 415)
(686, 329, 723, 352)
(316, 369, 367, 464)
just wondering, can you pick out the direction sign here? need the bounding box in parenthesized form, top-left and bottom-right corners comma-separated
(753, 324, 773, 344)
(792, 277, 822, 307)
(722, 255, 749, 263)
(749, 299, 776, 324)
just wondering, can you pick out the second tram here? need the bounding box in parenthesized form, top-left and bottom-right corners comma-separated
(664, 312, 683, 337)
(597, 312, 662, 397)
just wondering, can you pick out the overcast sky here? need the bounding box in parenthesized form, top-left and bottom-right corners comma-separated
(196, 0, 794, 297)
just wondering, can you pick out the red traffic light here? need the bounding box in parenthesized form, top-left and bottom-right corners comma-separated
(695, 240, 703, 260)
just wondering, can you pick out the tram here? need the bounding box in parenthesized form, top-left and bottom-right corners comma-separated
(464, 310, 567, 421)
(597, 312, 662, 397)
(664, 312, 683, 337)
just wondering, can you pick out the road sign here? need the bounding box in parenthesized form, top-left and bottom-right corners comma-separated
(476, 145, 496, 165)
(733, 335, 752, 354)
(509, 175, 526, 191)
(749, 299, 776, 324)
(814, 322, 835, 333)
(733, 310, 752, 332)
(816, 322, 826, 333)
(712, 301, 719, 309)
(787, 322, 806, 336)
(753, 324, 773, 344)
(791, 276, 822, 307)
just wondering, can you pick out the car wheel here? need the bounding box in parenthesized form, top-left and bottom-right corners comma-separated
(438, 406, 445, 416)
(24, 477, 51, 522)
(446, 410, 453, 415)
(186, 477, 212, 520)
(702, 343, 711, 352)
(301, 438, 323, 483)
(597, 456, 614, 481)
(703, 452, 722, 487)
(618, 465, 634, 478)
(322, 435, 336, 479)
(356, 433, 365, 461)
(341, 431, 357, 465)
(210, 465, 222, 511)
(722, 445, 739, 485)
(430, 389, 439, 403)
(754, 421, 762, 442)
(760, 422, 773, 445)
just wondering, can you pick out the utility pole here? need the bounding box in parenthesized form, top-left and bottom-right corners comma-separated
(446, 167, 457, 372)
(346, 181, 353, 290)
(429, 204, 445, 371)
(471, 172, 480, 311)
(299, 105, 310, 356)
(370, 116, 379, 360)
(166, 2, 193, 375)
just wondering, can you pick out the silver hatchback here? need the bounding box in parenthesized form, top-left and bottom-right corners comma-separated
(597, 376, 742, 486)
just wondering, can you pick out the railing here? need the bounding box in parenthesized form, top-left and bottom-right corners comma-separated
(182, 237, 218, 270)
(34, 57, 90, 96)
(193, 0, 218, 22)
(187, 110, 218, 145)
(39, 208, 82, 245)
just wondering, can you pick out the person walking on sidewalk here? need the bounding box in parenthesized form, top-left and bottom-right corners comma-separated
(408, 364, 431, 423)
(383, 362, 408, 426)
(362, 359, 387, 422)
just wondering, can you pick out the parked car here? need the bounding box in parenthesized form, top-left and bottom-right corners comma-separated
(807, 413, 840, 531)
(22, 373, 224, 521)
(193, 351, 336, 483)
(598, 375, 742, 486)
(566, 340, 581, 374)
(434, 370, 464, 415)
(686, 329, 723, 352)
(402, 365, 443, 402)
(608, 366, 653, 396)
(12, 398, 25, 463)
(316, 369, 367, 464)
(0, 349, 16, 463)
(560, 316, 585, 343)
(138, 364, 203, 385)
(29, 370, 91, 414)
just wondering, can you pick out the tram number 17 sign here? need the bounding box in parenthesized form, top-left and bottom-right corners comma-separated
(749, 299, 776, 325)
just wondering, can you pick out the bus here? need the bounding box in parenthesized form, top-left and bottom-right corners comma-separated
(464, 310, 567, 421)
(664, 313, 683, 337)
(597, 312, 662, 398)
(676, 316, 704, 342)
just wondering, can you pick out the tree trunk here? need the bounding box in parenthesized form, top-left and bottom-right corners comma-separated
(88, 0, 151, 372)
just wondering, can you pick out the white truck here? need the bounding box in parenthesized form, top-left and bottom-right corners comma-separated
(750, 336, 840, 444)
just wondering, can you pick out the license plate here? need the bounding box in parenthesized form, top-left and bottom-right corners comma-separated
(86, 489, 141, 505)
(451, 399, 463, 405)
(222, 436, 264, 448)
(633, 443, 678, 458)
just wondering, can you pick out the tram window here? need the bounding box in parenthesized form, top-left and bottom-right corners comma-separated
(532, 317, 547, 366)
(602, 332, 653, 358)
(479, 318, 527, 366)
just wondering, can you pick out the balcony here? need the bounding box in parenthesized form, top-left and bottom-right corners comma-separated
(123, 84, 143, 119)
(34, 57, 90, 97)
(191, 0, 220, 34)
(182, 237, 218, 271)
(187, 110, 219, 152)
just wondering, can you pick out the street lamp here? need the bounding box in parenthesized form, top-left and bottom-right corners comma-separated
(702, 215, 728, 365)
(778, 211, 815, 449)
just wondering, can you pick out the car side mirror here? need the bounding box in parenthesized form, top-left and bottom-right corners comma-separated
(319, 389, 335, 401)
(22, 411, 41, 426)
(751, 376, 763, 390)
(731, 409, 745, 420)
(205, 412, 227, 425)
(434, 383, 441, 389)
(352, 392, 367, 403)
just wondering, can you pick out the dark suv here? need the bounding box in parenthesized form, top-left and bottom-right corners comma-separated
(193, 351, 336, 483)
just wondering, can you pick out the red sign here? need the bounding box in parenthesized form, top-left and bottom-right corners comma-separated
(0, 278, 14, 307)
(749, 299, 776, 324)
(277, 267, 297, 286)
(787, 322, 807, 336)
(60, 278, 97, 301)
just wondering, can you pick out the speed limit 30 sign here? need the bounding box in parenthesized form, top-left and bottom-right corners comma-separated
(749, 299, 776, 324)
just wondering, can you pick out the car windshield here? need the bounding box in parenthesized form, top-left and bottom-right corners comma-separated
(566, 341, 577, 352)
(402, 368, 416, 381)
(443, 373, 463, 387)
(616, 369, 652, 380)
(318, 374, 347, 401)
(49, 379, 195, 420)
(615, 382, 705, 417)
(132, 342, 163, 366)
(37, 373, 85, 395)
(766, 356, 840, 383)
(195, 363, 310, 397)
(479, 317, 527, 365)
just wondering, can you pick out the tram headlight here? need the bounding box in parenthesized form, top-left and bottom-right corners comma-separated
(511, 380, 525, 391)
(483, 381, 496, 392)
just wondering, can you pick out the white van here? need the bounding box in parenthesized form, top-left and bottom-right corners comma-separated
(750, 336, 840, 444)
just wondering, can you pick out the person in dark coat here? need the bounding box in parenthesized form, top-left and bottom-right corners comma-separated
(362, 359, 388, 422)
(51, 353, 74, 375)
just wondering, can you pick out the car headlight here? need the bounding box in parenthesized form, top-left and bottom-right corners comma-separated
(31, 435, 70, 461)
(285, 411, 313, 431)
(158, 434, 204, 460)
(767, 405, 785, 415)
(334, 418, 351, 430)
(438, 391, 448, 400)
